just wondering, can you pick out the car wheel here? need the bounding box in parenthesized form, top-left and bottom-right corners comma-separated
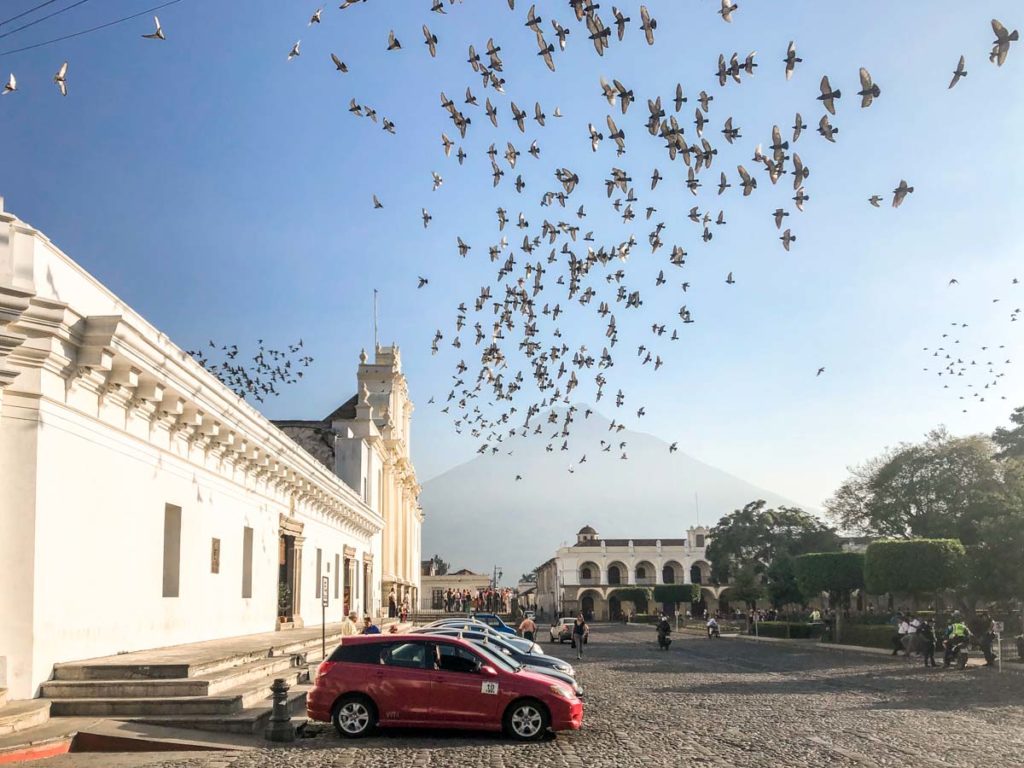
(503, 698, 550, 742)
(332, 694, 376, 739)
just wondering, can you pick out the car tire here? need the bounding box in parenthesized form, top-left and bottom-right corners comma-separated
(332, 694, 377, 739)
(503, 698, 550, 742)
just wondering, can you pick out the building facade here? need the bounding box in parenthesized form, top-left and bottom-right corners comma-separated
(275, 345, 423, 614)
(0, 202, 391, 699)
(534, 525, 719, 621)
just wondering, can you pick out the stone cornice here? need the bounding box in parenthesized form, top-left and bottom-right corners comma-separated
(2, 216, 384, 539)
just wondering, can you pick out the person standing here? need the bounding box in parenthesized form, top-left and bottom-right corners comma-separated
(572, 612, 588, 661)
(891, 612, 906, 656)
(920, 619, 937, 667)
(387, 588, 397, 618)
(340, 611, 359, 638)
(519, 614, 537, 643)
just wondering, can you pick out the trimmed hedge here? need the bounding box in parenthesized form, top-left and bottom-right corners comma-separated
(613, 587, 653, 605)
(653, 584, 699, 604)
(826, 624, 894, 649)
(752, 622, 822, 639)
(793, 552, 865, 597)
(864, 539, 965, 595)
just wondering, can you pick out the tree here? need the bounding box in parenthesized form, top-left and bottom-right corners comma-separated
(766, 554, 805, 608)
(993, 405, 1024, 460)
(520, 571, 538, 583)
(826, 429, 1005, 545)
(964, 458, 1024, 603)
(707, 500, 841, 583)
(727, 565, 764, 609)
(864, 539, 966, 598)
(427, 554, 449, 576)
(653, 584, 699, 605)
(793, 553, 865, 604)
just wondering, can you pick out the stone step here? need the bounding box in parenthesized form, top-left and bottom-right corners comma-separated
(131, 686, 309, 735)
(47, 667, 303, 718)
(0, 700, 51, 736)
(41, 655, 297, 700)
(52, 631, 345, 682)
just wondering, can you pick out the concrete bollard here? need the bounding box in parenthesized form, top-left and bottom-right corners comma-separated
(264, 678, 296, 742)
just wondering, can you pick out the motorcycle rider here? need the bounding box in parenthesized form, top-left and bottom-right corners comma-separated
(656, 614, 672, 649)
(706, 616, 720, 638)
(943, 611, 972, 668)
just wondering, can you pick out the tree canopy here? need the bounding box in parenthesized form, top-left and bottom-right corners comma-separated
(825, 428, 1005, 544)
(993, 405, 1024, 460)
(864, 539, 965, 596)
(707, 500, 841, 583)
(793, 552, 865, 601)
(727, 564, 765, 608)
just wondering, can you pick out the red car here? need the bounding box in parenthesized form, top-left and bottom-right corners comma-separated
(307, 633, 583, 741)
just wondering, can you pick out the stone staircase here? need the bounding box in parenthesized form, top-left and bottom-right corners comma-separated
(37, 630, 346, 735)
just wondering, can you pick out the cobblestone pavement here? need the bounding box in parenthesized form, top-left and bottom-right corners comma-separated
(41, 625, 1024, 768)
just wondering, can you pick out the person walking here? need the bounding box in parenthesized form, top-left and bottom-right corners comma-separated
(572, 612, 588, 661)
(519, 614, 537, 643)
(920, 619, 937, 667)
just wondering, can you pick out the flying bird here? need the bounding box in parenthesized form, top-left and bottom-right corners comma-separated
(422, 25, 438, 57)
(949, 55, 967, 88)
(142, 15, 165, 40)
(287, 41, 301, 60)
(990, 19, 1018, 67)
(719, 0, 738, 23)
(2, 73, 15, 95)
(892, 179, 914, 208)
(53, 62, 68, 96)
(330, 53, 348, 72)
(817, 75, 841, 115)
(857, 67, 880, 107)
(784, 41, 801, 79)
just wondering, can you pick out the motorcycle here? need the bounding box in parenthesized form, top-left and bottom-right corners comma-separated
(706, 624, 721, 639)
(944, 638, 969, 670)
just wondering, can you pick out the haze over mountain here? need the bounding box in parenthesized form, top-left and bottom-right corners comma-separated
(420, 408, 809, 582)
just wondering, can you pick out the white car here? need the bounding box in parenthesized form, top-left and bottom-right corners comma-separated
(550, 617, 586, 644)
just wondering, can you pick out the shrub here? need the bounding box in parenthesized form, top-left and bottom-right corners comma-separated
(827, 624, 894, 649)
(753, 622, 822, 639)
(864, 539, 966, 596)
(612, 587, 653, 605)
(793, 552, 865, 599)
(653, 584, 699, 604)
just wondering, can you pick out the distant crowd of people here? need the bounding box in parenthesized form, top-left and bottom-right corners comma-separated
(440, 586, 515, 614)
(890, 610, 1000, 668)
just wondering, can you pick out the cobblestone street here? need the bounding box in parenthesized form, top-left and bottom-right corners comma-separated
(40, 625, 1024, 768)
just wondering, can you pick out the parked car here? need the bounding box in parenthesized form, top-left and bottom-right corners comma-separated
(308, 634, 583, 741)
(469, 613, 518, 635)
(411, 625, 542, 655)
(412, 628, 580, 694)
(549, 617, 577, 644)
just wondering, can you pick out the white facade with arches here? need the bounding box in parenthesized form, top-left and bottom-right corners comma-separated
(534, 525, 714, 621)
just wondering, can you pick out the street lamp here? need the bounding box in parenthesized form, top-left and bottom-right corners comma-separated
(492, 565, 502, 589)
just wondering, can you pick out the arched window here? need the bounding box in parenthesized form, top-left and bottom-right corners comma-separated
(581, 566, 592, 580)
(690, 564, 703, 584)
(636, 566, 646, 579)
(608, 565, 622, 585)
(662, 565, 676, 584)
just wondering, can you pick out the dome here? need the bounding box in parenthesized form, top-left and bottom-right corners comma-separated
(577, 525, 597, 535)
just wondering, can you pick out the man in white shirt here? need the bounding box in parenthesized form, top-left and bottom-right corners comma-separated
(341, 610, 359, 638)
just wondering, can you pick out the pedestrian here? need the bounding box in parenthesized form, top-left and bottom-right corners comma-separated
(362, 616, 381, 634)
(341, 610, 359, 638)
(387, 588, 397, 618)
(978, 613, 997, 667)
(891, 612, 906, 656)
(519, 614, 537, 643)
(400, 600, 409, 623)
(572, 612, 588, 660)
(920, 619, 937, 667)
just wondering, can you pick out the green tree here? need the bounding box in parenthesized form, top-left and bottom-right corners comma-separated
(766, 554, 805, 608)
(964, 458, 1024, 603)
(520, 571, 538, 583)
(428, 554, 450, 576)
(826, 429, 1004, 544)
(707, 500, 841, 584)
(793, 552, 865, 643)
(992, 405, 1024, 460)
(864, 539, 965, 598)
(727, 565, 765, 609)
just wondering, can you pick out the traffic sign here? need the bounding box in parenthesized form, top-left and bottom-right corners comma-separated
(322, 577, 329, 608)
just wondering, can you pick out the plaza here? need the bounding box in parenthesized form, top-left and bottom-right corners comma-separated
(25, 624, 1024, 768)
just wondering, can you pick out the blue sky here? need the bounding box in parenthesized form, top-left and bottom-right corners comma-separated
(1, 1, 1022, 513)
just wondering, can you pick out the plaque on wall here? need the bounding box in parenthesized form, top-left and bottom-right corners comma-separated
(211, 538, 221, 574)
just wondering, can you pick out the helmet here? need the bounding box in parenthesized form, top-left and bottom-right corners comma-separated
(952, 610, 962, 619)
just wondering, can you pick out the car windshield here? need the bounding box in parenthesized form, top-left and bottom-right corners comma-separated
(472, 640, 522, 672)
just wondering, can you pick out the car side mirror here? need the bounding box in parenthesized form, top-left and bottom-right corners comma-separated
(480, 664, 498, 677)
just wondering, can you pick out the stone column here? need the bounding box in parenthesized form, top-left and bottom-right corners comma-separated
(291, 536, 305, 628)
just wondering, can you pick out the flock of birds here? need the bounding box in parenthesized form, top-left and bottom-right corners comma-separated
(921, 278, 1020, 414)
(3, 3, 1019, 478)
(185, 340, 314, 404)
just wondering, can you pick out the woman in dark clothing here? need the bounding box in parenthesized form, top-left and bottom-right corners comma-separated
(572, 612, 588, 660)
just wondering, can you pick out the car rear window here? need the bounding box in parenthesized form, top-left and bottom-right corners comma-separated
(328, 643, 386, 665)
(384, 642, 427, 669)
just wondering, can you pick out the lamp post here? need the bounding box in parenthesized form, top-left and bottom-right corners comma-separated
(491, 565, 502, 589)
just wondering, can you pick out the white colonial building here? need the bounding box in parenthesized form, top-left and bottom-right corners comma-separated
(535, 525, 721, 621)
(0, 201, 418, 700)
